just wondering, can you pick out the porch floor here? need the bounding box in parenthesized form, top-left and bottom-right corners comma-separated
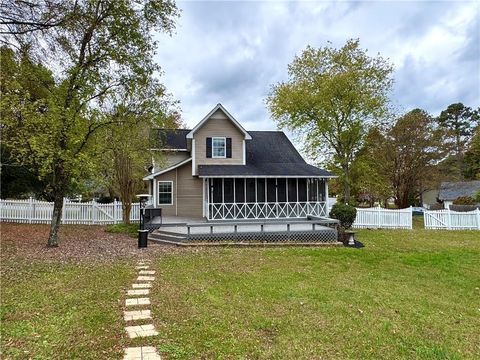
(148, 216, 339, 245)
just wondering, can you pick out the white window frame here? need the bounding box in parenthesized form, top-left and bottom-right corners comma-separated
(212, 137, 227, 159)
(157, 181, 173, 205)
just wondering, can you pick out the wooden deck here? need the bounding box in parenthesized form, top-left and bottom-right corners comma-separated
(148, 217, 340, 246)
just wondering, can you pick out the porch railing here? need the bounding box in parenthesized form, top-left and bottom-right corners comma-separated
(208, 202, 327, 220)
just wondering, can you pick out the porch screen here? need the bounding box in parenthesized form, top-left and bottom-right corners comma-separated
(267, 179, 276, 202)
(277, 178, 287, 202)
(224, 179, 234, 203)
(298, 179, 307, 202)
(246, 179, 256, 202)
(288, 179, 297, 202)
(212, 179, 222, 203)
(257, 178, 265, 202)
(308, 179, 318, 202)
(235, 179, 245, 203)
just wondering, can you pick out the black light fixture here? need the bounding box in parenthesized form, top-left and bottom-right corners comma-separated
(136, 194, 151, 248)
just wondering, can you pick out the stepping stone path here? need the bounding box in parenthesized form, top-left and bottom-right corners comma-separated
(123, 259, 161, 360)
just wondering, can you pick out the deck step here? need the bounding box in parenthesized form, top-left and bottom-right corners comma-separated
(148, 231, 186, 244)
(151, 230, 187, 239)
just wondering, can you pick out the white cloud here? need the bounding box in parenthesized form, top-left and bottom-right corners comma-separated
(154, 0, 480, 130)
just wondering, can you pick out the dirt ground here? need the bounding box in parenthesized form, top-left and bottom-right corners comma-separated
(0, 222, 185, 263)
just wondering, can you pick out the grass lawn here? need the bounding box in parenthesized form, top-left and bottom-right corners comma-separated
(150, 225, 480, 359)
(1, 222, 479, 359)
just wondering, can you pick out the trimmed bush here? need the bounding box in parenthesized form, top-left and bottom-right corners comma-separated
(453, 196, 476, 205)
(329, 203, 357, 230)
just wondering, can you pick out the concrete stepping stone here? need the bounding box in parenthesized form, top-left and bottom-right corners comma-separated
(132, 283, 152, 289)
(124, 346, 161, 360)
(137, 276, 155, 281)
(135, 265, 149, 269)
(125, 297, 150, 306)
(125, 324, 158, 338)
(124, 309, 151, 321)
(127, 289, 149, 296)
(138, 270, 155, 275)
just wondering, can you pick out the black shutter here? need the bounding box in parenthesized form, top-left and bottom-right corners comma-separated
(206, 137, 212, 158)
(226, 138, 232, 158)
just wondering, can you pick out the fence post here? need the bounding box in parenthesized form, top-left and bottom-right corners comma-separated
(62, 198, 66, 224)
(447, 205, 452, 230)
(476, 208, 480, 230)
(377, 206, 381, 228)
(92, 200, 96, 225)
(28, 197, 33, 223)
(113, 200, 117, 224)
(409, 206, 413, 229)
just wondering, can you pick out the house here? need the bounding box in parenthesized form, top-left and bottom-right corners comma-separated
(143, 104, 335, 221)
(438, 181, 480, 208)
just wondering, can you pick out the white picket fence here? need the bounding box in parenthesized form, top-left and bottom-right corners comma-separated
(0, 198, 140, 225)
(353, 206, 412, 229)
(424, 208, 480, 230)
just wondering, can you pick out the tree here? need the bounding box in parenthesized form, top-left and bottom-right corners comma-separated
(463, 125, 480, 180)
(437, 103, 480, 178)
(0, 1, 75, 36)
(95, 88, 181, 224)
(266, 39, 394, 204)
(350, 127, 391, 206)
(1, 0, 179, 247)
(378, 109, 444, 208)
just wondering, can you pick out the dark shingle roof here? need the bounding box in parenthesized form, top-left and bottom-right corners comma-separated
(156, 129, 191, 149)
(198, 131, 334, 177)
(439, 181, 480, 201)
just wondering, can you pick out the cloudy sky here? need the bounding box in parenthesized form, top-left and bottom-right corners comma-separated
(154, 0, 480, 131)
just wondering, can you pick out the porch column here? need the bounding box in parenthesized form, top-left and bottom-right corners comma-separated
(325, 179, 329, 215)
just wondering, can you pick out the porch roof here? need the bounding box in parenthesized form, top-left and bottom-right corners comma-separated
(198, 163, 334, 177)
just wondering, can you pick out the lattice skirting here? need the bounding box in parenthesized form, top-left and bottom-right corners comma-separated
(187, 230, 337, 243)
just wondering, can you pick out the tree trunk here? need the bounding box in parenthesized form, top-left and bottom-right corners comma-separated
(122, 201, 131, 224)
(48, 192, 64, 247)
(343, 166, 351, 204)
(48, 163, 68, 246)
(456, 133, 464, 180)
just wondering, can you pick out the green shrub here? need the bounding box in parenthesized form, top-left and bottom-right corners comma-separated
(453, 196, 476, 205)
(329, 203, 357, 230)
(105, 223, 138, 238)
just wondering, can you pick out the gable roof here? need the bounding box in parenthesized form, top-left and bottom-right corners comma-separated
(186, 104, 252, 140)
(439, 181, 480, 201)
(155, 128, 190, 150)
(143, 157, 192, 180)
(198, 131, 334, 177)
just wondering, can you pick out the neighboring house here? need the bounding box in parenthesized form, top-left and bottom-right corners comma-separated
(439, 181, 480, 208)
(143, 104, 335, 220)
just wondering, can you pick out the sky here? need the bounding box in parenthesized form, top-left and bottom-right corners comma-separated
(154, 0, 480, 131)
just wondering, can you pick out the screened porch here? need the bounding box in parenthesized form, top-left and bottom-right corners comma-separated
(206, 177, 329, 220)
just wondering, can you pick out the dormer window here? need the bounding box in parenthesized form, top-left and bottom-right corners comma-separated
(212, 137, 226, 158)
(206, 137, 232, 158)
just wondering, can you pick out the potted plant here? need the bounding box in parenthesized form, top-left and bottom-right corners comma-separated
(329, 203, 357, 245)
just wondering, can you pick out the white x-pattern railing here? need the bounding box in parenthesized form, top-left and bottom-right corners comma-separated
(208, 202, 327, 220)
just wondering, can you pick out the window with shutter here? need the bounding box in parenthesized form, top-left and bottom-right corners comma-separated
(226, 138, 232, 158)
(206, 137, 212, 158)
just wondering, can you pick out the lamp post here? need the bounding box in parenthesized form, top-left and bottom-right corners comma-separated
(136, 194, 151, 248)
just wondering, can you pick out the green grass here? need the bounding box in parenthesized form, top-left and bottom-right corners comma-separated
(1, 260, 133, 359)
(1, 225, 479, 359)
(150, 228, 480, 359)
(105, 223, 139, 238)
